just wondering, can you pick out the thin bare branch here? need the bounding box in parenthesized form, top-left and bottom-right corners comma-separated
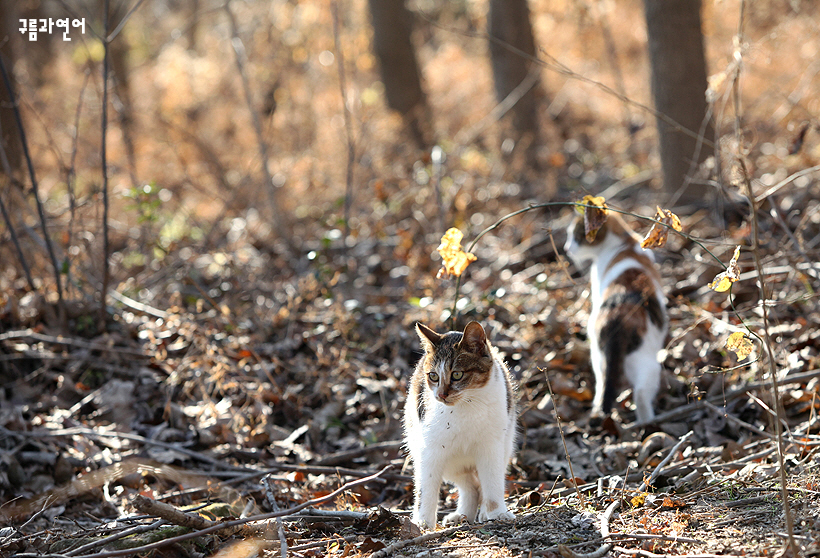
(731, 1, 797, 553)
(0, 56, 64, 309)
(0, 136, 34, 290)
(223, 0, 290, 244)
(100, 0, 111, 330)
(331, 0, 355, 241)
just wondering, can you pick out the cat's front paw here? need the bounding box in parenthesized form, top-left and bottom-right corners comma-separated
(412, 513, 436, 531)
(478, 502, 515, 523)
(442, 512, 468, 526)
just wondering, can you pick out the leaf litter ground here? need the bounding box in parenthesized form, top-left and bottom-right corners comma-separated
(2, 188, 820, 558)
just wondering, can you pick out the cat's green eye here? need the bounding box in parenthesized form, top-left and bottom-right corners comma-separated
(428, 372, 439, 383)
(451, 371, 464, 381)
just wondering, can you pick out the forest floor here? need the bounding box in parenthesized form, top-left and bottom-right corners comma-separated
(2, 185, 820, 558)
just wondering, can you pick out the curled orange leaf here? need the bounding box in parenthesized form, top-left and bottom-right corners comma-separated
(436, 228, 477, 278)
(641, 206, 683, 249)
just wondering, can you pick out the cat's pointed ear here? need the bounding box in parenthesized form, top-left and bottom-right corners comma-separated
(460, 321, 488, 354)
(416, 323, 443, 351)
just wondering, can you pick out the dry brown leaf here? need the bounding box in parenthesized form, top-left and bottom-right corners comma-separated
(641, 206, 683, 249)
(727, 331, 753, 360)
(577, 195, 608, 242)
(709, 246, 742, 292)
(436, 227, 477, 278)
(661, 496, 686, 508)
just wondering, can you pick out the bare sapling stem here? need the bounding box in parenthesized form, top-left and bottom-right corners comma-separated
(331, 0, 355, 242)
(544, 372, 585, 508)
(0, 190, 34, 290)
(66, 71, 90, 298)
(0, 56, 64, 316)
(100, 0, 111, 330)
(0, 135, 35, 290)
(224, 0, 291, 247)
(731, 1, 797, 553)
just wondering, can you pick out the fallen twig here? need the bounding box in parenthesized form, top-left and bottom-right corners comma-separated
(64, 520, 167, 556)
(558, 541, 612, 558)
(639, 431, 694, 491)
(613, 549, 760, 558)
(702, 400, 773, 439)
(289, 534, 358, 552)
(297, 507, 369, 520)
(314, 440, 403, 466)
(720, 496, 774, 509)
(262, 475, 288, 558)
(133, 496, 223, 530)
(107, 289, 169, 319)
(16, 465, 393, 558)
(0, 329, 149, 358)
(265, 462, 410, 482)
(18, 428, 250, 472)
(370, 524, 466, 558)
(627, 368, 820, 430)
(560, 432, 694, 558)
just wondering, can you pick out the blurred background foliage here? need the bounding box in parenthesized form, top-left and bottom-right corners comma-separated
(0, 0, 818, 327)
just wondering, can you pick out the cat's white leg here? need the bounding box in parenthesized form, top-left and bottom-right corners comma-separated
(626, 350, 661, 424)
(412, 456, 444, 530)
(475, 452, 514, 523)
(442, 469, 480, 525)
(589, 339, 607, 417)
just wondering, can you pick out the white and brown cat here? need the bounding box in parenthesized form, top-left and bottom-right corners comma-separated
(565, 211, 667, 424)
(404, 321, 517, 529)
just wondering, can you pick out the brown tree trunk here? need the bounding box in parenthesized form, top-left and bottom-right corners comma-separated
(367, 0, 430, 147)
(643, 0, 713, 206)
(488, 0, 540, 138)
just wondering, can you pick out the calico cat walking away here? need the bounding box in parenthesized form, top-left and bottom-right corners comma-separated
(565, 211, 668, 424)
(404, 321, 517, 529)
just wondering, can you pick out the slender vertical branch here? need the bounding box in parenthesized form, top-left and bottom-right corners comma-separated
(66, 70, 90, 299)
(545, 372, 585, 508)
(590, 0, 632, 133)
(224, 0, 290, 245)
(100, 0, 111, 330)
(431, 145, 444, 234)
(0, 187, 34, 291)
(731, 2, 797, 555)
(0, 57, 64, 308)
(0, 115, 34, 289)
(331, 0, 355, 241)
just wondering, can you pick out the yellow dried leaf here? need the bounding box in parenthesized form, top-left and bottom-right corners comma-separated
(576, 195, 608, 242)
(727, 331, 753, 360)
(436, 228, 477, 278)
(630, 493, 646, 507)
(708, 246, 741, 292)
(576, 195, 607, 214)
(641, 206, 683, 249)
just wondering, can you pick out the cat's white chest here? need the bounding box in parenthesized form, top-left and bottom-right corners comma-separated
(408, 367, 513, 457)
(424, 391, 505, 446)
